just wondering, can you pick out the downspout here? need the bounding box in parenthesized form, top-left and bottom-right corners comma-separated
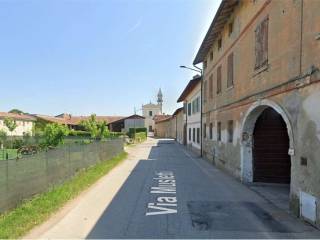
(199, 73, 203, 157)
(185, 102, 188, 145)
(299, 0, 304, 75)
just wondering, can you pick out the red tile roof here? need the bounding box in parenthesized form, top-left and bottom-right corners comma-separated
(154, 114, 172, 123)
(0, 112, 36, 121)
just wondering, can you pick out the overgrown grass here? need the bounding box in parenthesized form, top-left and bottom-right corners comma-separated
(0, 151, 128, 239)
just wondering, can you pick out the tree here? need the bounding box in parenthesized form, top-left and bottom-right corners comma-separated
(80, 114, 109, 139)
(0, 130, 7, 149)
(9, 109, 24, 114)
(43, 123, 69, 147)
(4, 117, 17, 136)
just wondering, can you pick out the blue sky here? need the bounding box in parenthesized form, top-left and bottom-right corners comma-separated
(0, 0, 219, 116)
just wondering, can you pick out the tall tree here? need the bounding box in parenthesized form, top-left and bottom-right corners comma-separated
(4, 117, 17, 136)
(9, 109, 24, 114)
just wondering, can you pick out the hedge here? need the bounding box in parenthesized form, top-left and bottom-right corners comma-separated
(128, 128, 147, 139)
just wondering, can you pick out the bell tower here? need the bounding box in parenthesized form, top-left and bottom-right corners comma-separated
(157, 88, 163, 114)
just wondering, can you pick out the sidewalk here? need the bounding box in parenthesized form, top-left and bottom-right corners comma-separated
(25, 138, 157, 239)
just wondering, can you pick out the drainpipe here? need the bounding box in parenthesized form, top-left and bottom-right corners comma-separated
(200, 74, 203, 157)
(185, 102, 188, 146)
(299, 0, 304, 76)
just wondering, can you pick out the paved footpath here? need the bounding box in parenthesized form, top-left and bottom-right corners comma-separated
(27, 138, 320, 239)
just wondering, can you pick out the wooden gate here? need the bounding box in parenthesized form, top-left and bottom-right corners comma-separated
(253, 107, 291, 184)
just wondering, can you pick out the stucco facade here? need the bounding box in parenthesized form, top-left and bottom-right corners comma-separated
(0, 113, 36, 136)
(142, 103, 162, 133)
(195, 0, 320, 227)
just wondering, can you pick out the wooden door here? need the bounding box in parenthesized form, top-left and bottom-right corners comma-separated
(253, 108, 291, 184)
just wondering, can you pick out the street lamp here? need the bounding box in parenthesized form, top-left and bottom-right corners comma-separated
(180, 65, 203, 157)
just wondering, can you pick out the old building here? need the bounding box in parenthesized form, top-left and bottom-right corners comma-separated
(142, 89, 163, 133)
(108, 115, 145, 133)
(194, 0, 320, 226)
(172, 107, 186, 144)
(154, 115, 172, 138)
(177, 75, 202, 154)
(0, 112, 36, 136)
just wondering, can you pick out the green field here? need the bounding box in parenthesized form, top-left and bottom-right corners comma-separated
(0, 149, 18, 160)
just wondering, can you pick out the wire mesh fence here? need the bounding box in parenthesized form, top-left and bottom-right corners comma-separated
(0, 138, 124, 213)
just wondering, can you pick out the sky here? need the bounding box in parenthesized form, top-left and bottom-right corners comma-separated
(0, 0, 220, 116)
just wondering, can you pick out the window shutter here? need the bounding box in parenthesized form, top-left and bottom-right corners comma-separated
(262, 17, 268, 66)
(217, 66, 222, 94)
(227, 53, 234, 87)
(209, 74, 213, 98)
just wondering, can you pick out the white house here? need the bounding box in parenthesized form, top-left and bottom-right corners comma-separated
(0, 112, 36, 136)
(177, 75, 201, 154)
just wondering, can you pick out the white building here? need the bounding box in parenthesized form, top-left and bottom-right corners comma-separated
(142, 89, 163, 133)
(177, 75, 201, 154)
(0, 112, 36, 136)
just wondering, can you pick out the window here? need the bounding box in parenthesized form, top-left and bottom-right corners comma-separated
(149, 125, 153, 132)
(228, 21, 233, 36)
(203, 80, 208, 103)
(227, 120, 233, 143)
(197, 128, 200, 143)
(149, 111, 153, 117)
(217, 122, 222, 141)
(193, 128, 195, 142)
(189, 128, 191, 141)
(255, 17, 268, 69)
(209, 123, 213, 140)
(209, 74, 213, 99)
(192, 97, 200, 114)
(217, 65, 222, 94)
(210, 51, 213, 61)
(188, 103, 192, 116)
(227, 52, 234, 88)
(218, 38, 222, 50)
(203, 60, 207, 70)
(203, 123, 206, 138)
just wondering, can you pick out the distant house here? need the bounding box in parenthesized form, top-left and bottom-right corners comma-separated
(177, 75, 202, 154)
(154, 115, 173, 138)
(35, 114, 124, 131)
(0, 112, 36, 136)
(34, 113, 145, 133)
(108, 115, 145, 133)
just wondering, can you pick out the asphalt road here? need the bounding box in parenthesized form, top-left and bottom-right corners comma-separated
(87, 138, 320, 239)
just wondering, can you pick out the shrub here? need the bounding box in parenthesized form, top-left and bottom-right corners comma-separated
(134, 132, 147, 142)
(12, 139, 24, 149)
(43, 123, 69, 147)
(80, 114, 109, 139)
(68, 130, 91, 137)
(128, 128, 147, 139)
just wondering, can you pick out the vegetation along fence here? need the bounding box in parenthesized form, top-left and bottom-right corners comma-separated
(0, 138, 124, 213)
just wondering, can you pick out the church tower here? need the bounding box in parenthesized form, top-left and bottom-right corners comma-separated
(157, 88, 163, 114)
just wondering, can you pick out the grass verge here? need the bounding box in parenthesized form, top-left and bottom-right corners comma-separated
(0, 151, 128, 239)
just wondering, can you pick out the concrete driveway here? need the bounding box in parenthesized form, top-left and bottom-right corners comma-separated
(87, 138, 320, 239)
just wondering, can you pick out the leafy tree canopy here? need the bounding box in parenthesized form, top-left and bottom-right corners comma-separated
(9, 109, 24, 114)
(80, 114, 109, 139)
(4, 117, 17, 133)
(43, 123, 69, 147)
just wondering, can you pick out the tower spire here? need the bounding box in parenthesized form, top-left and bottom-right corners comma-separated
(157, 88, 163, 114)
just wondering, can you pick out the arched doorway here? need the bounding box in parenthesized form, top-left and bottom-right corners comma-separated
(252, 107, 291, 184)
(241, 100, 294, 184)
